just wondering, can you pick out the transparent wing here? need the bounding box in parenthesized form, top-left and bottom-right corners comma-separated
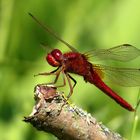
(85, 44, 140, 62)
(93, 64, 140, 87)
(29, 13, 78, 52)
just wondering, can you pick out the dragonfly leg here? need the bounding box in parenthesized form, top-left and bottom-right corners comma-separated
(66, 73, 77, 98)
(67, 73, 77, 89)
(34, 67, 60, 76)
(45, 70, 61, 85)
(34, 67, 63, 86)
(56, 71, 66, 87)
(45, 68, 67, 87)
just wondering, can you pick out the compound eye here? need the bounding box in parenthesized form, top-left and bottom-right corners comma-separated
(51, 49, 62, 62)
(46, 54, 60, 67)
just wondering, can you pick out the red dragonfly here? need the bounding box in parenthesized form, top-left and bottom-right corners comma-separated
(29, 13, 140, 111)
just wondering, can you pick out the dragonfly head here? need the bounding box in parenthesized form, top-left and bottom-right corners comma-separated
(46, 49, 63, 67)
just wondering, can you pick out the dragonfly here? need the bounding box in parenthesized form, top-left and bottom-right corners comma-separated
(29, 13, 140, 111)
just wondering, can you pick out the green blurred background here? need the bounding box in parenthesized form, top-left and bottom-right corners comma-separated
(0, 0, 140, 139)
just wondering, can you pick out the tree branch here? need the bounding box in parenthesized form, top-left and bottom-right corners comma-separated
(24, 84, 123, 140)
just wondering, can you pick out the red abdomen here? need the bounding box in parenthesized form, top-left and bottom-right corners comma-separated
(86, 70, 134, 111)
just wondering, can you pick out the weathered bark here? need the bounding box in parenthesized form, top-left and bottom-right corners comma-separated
(24, 84, 123, 140)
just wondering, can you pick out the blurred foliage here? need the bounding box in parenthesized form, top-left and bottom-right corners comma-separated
(0, 0, 140, 140)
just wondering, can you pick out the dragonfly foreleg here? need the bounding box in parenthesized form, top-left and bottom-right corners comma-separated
(34, 67, 62, 86)
(34, 67, 60, 76)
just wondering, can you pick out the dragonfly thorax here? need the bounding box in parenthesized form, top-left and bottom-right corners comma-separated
(46, 49, 63, 67)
